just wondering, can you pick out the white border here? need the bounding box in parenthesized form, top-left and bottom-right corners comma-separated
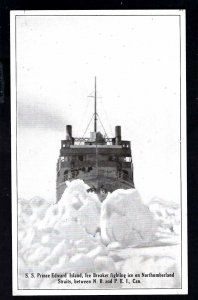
(180, 10, 188, 294)
(11, 9, 187, 295)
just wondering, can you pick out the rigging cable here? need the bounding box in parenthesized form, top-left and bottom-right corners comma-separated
(97, 113, 109, 139)
(79, 113, 95, 144)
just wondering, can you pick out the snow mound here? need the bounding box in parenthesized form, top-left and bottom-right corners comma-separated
(18, 181, 116, 289)
(100, 189, 158, 247)
(121, 249, 181, 288)
(18, 180, 180, 289)
(149, 197, 180, 236)
(58, 180, 101, 235)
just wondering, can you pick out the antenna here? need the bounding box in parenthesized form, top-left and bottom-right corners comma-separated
(94, 76, 97, 132)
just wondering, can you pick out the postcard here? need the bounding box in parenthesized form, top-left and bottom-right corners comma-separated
(11, 10, 187, 295)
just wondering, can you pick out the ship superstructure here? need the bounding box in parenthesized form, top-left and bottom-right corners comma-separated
(56, 78, 135, 202)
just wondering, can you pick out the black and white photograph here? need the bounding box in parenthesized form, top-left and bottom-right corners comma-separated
(11, 10, 187, 295)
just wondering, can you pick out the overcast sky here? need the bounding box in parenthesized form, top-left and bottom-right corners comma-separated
(16, 13, 181, 204)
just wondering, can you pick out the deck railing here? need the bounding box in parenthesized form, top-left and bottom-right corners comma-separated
(73, 137, 114, 144)
(63, 169, 132, 183)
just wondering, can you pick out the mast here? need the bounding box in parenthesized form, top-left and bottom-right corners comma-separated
(94, 76, 97, 132)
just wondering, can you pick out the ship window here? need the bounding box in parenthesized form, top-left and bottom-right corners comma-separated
(61, 156, 64, 162)
(62, 143, 66, 148)
(79, 155, 83, 161)
(88, 166, 92, 172)
(125, 157, 131, 162)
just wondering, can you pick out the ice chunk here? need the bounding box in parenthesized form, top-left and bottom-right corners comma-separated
(78, 200, 100, 235)
(107, 241, 122, 250)
(30, 196, 51, 219)
(87, 245, 108, 259)
(27, 246, 51, 263)
(149, 197, 180, 235)
(53, 220, 89, 242)
(94, 255, 116, 273)
(69, 253, 95, 273)
(101, 189, 157, 246)
(58, 180, 101, 235)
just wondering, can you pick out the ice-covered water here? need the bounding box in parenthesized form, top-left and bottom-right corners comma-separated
(18, 180, 181, 289)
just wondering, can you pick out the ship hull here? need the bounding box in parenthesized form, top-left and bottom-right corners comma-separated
(56, 174, 134, 202)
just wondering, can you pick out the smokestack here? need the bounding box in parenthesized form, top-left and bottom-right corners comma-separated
(115, 126, 121, 145)
(66, 125, 72, 140)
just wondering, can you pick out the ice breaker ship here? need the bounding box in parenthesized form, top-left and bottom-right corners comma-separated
(56, 78, 135, 202)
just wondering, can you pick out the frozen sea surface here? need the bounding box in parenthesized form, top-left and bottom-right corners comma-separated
(18, 180, 181, 289)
